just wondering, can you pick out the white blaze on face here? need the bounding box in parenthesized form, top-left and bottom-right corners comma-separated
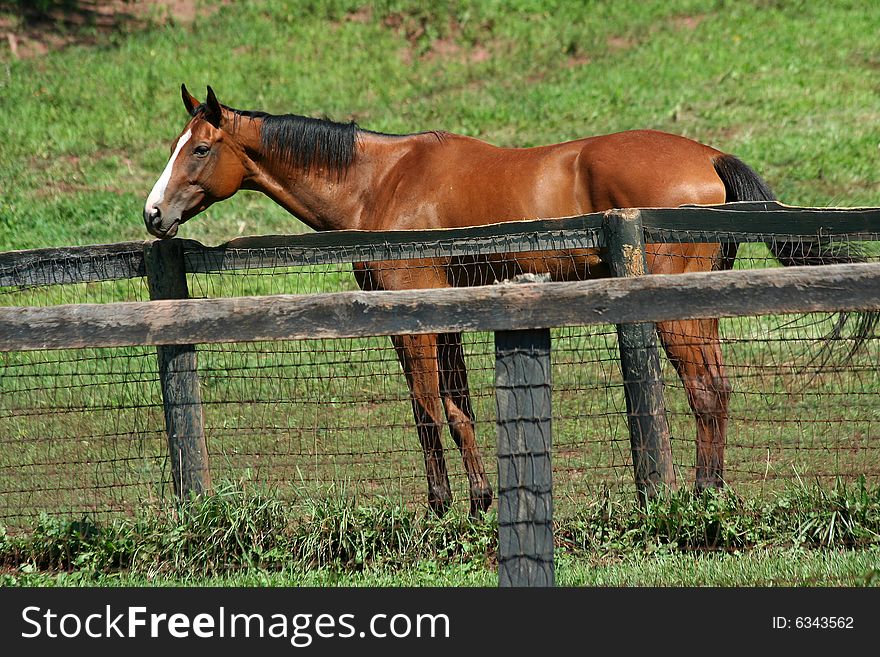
(145, 128, 192, 215)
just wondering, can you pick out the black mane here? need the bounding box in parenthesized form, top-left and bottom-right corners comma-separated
(195, 102, 445, 173)
(212, 105, 360, 173)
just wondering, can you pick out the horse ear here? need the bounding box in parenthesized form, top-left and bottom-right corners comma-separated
(181, 84, 201, 116)
(203, 85, 222, 127)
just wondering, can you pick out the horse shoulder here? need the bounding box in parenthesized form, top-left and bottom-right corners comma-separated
(363, 133, 488, 230)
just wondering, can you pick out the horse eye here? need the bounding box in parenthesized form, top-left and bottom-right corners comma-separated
(193, 145, 210, 157)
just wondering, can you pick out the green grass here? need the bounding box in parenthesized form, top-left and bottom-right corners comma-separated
(2, 480, 879, 586)
(6, 549, 879, 587)
(2, 1, 880, 585)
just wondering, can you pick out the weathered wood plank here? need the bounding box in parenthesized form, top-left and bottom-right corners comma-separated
(0, 241, 147, 288)
(181, 218, 605, 272)
(603, 209, 675, 500)
(2, 202, 879, 288)
(182, 202, 880, 272)
(1, 262, 878, 351)
(644, 202, 880, 238)
(144, 240, 211, 499)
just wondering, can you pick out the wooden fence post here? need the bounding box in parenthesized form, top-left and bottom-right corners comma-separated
(602, 209, 676, 503)
(495, 316, 553, 587)
(144, 239, 211, 500)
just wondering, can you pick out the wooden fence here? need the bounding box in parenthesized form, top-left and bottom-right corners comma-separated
(2, 201, 880, 586)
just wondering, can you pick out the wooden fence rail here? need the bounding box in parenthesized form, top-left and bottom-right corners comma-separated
(2, 262, 878, 351)
(3, 202, 880, 288)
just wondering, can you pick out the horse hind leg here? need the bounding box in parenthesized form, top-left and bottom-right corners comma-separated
(656, 318, 731, 491)
(391, 333, 453, 516)
(438, 332, 493, 517)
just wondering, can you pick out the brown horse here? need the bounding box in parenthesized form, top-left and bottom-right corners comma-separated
(144, 85, 864, 517)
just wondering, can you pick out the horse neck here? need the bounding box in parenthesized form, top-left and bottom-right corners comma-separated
(235, 120, 398, 232)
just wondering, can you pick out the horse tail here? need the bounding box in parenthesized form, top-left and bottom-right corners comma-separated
(712, 154, 776, 271)
(713, 152, 878, 359)
(713, 153, 776, 204)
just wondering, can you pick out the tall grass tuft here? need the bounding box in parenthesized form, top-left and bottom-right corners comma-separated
(291, 490, 495, 569)
(560, 477, 880, 554)
(0, 482, 496, 576)
(2, 479, 878, 578)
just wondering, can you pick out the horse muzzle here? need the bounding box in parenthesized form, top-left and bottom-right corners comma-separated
(144, 205, 180, 239)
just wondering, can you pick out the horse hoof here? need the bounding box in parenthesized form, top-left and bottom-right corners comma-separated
(428, 490, 453, 517)
(694, 478, 725, 493)
(469, 486, 493, 519)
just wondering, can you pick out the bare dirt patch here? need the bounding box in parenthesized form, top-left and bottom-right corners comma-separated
(672, 14, 706, 31)
(28, 149, 147, 197)
(606, 35, 637, 52)
(1, 0, 219, 61)
(380, 11, 496, 66)
(602, 13, 707, 57)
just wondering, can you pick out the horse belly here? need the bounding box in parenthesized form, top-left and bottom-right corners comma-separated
(443, 249, 607, 286)
(511, 249, 609, 281)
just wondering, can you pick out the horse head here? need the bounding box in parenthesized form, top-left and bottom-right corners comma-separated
(144, 85, 247, 238)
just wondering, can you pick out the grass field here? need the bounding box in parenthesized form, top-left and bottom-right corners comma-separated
(3, 0, 880, 251)
(1, 0, 880, 586)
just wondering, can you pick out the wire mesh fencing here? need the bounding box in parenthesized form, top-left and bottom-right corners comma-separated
(1, 212, 879, 534)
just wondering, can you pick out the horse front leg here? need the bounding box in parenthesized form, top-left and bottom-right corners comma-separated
(656, 318, 731, 491)
(437, 332, 493, 518)
(391, 334, 453, 516)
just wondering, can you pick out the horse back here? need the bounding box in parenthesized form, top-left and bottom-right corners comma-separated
(360, 129, 729, 289)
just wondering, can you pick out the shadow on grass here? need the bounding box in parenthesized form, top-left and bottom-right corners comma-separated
(0, 0, 193, 59)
